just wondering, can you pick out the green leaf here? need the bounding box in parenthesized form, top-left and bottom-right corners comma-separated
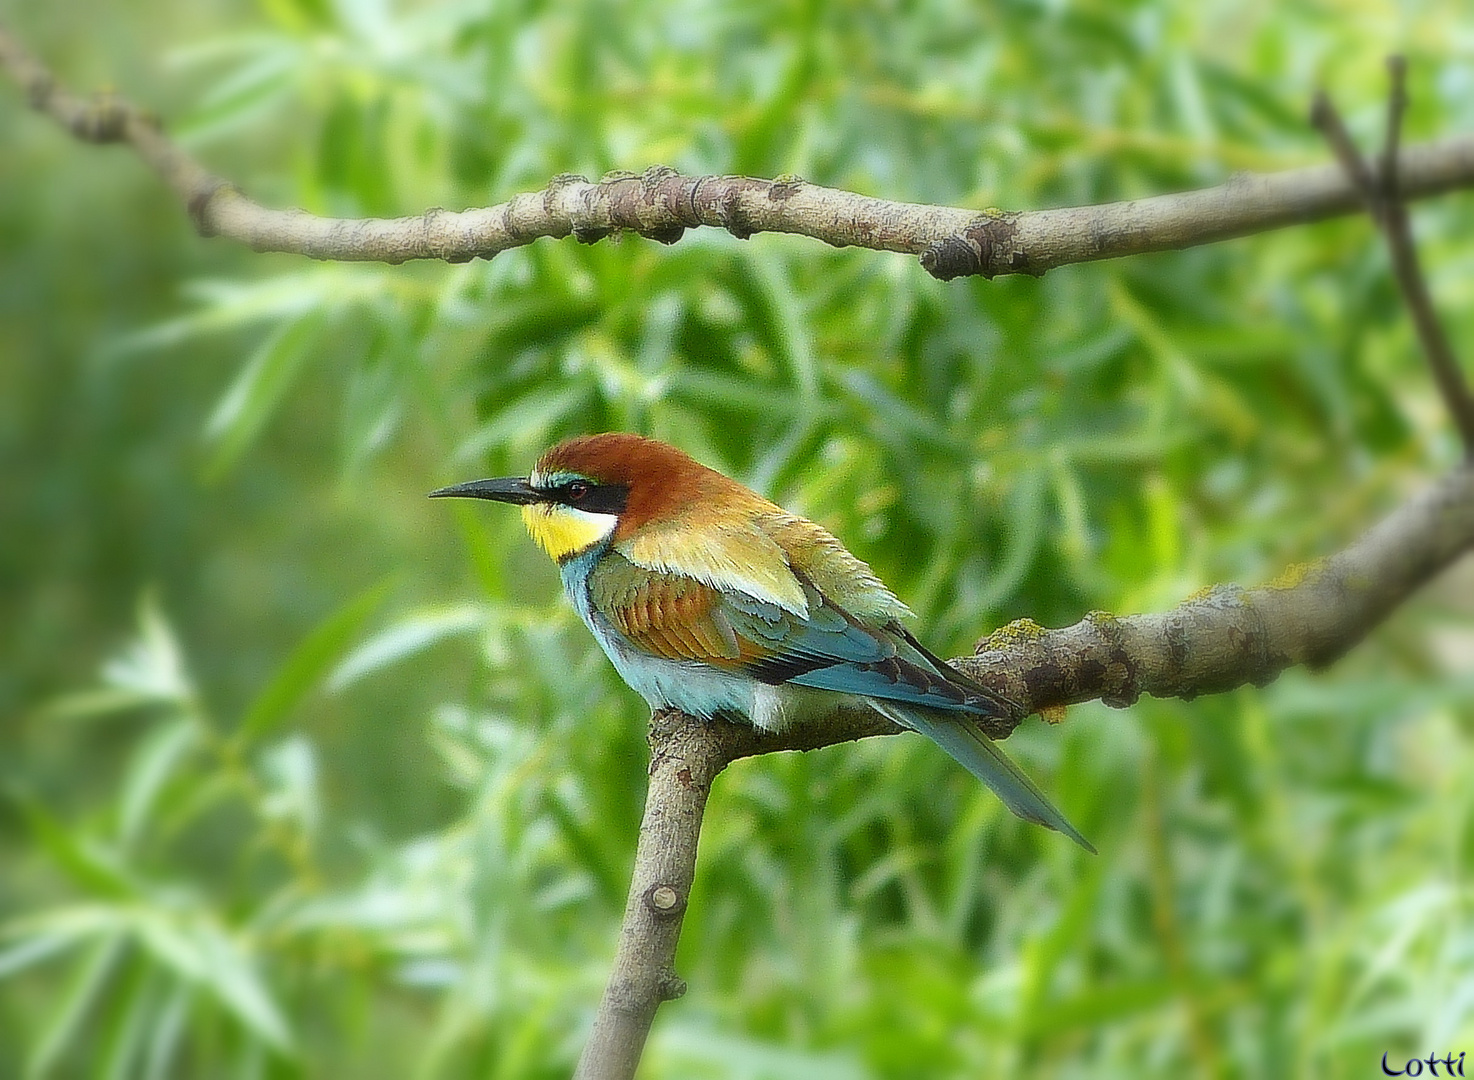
(111, 273, 338, 355)
(134, 915, 295, 1056)
(172, 42, 299, 145)
(142, 981, 191, 1080)
(1021, 976, 1179, 1037)
(98, 594, 194, 708)
(118, 718, 200, 850)
(34, 688, 164, 724)
(975, 468, 1047, 610)
(98, 958, 156, 1080)
(9, 796, 136, 900)
(451, 381, 596, 465)
(0, 934, 80, 981)
(328, 603, 485, 690)
(259, 735, 320, 838)
(203, 314, 322, 480)
(236, 579, 394, 745)
(25, 935, 123, 1080)
(193, 923, 295, 1056)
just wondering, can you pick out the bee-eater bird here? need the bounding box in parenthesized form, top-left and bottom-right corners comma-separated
(431, 433, 1092, 851)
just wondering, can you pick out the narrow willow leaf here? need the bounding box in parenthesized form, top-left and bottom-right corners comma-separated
(12, 797, 136, 900)
(544, 790, 625, 908)
(108, 273, 333, 355)
(746, 249, 819, 397)
(236, 579, 394, 745)
(173, 45, 299, 144)
(34, 688, 162, 724)
(838, 369, 961, 452)
(0, 934, 79, 981)
(99, 594, 193, 707)
(142, 980, 190, 1080)
(666, 369, 812, 417)
(259, 735, 320, 839)
(339, 343, 406, 482)
(451, 381, 596, 465)
(1022, 977, 1178, 1037)
(132, 914, 293, 1054)
(203, 315, 322, 480)
(193, 923, 295, 1055)
(328, 603, 486, 691)
(653, 1024, 868, 1080)
(974, 468, 1046, 610)
(98, 959, 156, 1080)
(118, 718, 199, 850)
(25, 935, 123, 1080)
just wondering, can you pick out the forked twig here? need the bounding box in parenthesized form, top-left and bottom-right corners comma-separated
(1312, 59, 1474, 457)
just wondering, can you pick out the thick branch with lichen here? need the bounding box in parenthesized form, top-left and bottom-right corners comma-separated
(960, 467, 1474, 721)
(697, 464, 1474, 756)
(5, 27, 1474, 281)
(575, 464, 1474, 1080)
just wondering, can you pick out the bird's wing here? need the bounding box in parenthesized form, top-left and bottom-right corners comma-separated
(586, 552, 1091, 851)
(587, 552, 1003, 717)
(587, 550, 888, 670)
(586, 552, 743, 663)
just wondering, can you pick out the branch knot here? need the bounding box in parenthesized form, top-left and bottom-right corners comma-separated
(656, 968, 687, 1002)
(643, 884, 686, 916)
(920, 216, 1022, 280)
(70, 90, 127, 142)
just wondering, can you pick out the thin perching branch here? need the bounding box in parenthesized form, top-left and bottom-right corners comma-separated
(5, 26, 1474, 280)
(1311, 59, 1474, 457)
(578, 462, 1474, 1080)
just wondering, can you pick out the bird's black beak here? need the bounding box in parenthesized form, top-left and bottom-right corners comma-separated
(428, 477, 543, 505)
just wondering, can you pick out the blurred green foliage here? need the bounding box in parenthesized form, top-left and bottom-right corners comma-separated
(5, 0, 1474, 1077)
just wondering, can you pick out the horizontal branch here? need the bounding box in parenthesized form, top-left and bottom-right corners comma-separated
(4, 27, 1474, 279)
(711, 464, 1474, 759)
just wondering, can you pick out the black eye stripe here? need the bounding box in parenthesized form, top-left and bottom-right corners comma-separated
(541, 481, 629, 515)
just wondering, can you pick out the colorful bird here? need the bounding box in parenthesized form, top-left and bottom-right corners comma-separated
(432, 433, 1092, 851)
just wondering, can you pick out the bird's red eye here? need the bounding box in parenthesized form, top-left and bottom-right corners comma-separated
(566, 481, 590, 501)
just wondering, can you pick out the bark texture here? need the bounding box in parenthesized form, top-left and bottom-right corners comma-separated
(572, 710, 725, 1080)
(5, 28, 1474, 279)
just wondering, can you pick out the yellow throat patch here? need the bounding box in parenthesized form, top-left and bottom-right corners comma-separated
(521, 503, 618, 562)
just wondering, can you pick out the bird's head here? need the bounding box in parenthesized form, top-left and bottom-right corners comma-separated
(430, 433, 727, 562)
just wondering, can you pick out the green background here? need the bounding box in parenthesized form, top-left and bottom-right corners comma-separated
(5, 0, 1474, 1076)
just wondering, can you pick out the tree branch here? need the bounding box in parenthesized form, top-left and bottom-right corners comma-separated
(958, 466, 1474, 722)
(578, 464, 1474, 1078)
(1310, 61, 1474, 457)
(572, 709, 722, 1080)
(5, 26, 1474, 281)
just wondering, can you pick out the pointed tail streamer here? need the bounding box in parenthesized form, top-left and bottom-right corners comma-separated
(873, 702, 1096, 854)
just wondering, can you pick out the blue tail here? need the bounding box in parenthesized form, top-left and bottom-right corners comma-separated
(875, 702, 1096, 853)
